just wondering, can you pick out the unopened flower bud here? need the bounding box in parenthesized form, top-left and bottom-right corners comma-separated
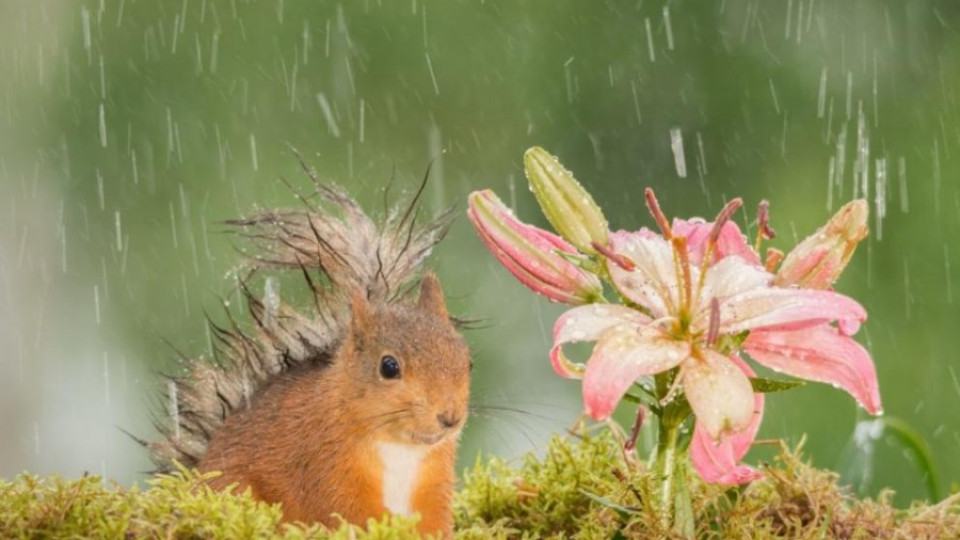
(468, 190, 603, 305)
(524, 147, 609, 253)
(774, 200, 868, 289)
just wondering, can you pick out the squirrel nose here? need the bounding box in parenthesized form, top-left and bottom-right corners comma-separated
(437, 411, 460, 429)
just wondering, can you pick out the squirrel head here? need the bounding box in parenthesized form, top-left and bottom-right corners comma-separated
(338, 273, 471, 447)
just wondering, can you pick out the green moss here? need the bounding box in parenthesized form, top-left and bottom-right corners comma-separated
(0, 466, 424, 539)
(2, 435, 958, 538)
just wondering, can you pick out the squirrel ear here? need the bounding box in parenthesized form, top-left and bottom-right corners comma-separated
(349, 289, 373, 337)
(418, 273, 449, 320)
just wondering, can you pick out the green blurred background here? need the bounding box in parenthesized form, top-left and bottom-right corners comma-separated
(1, 0, 958, 506)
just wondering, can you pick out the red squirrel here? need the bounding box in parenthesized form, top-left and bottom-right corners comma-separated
(147, 181, 470, 538)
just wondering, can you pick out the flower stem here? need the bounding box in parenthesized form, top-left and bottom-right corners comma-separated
(653, 370, 693, 535)
(654, 412, 680, 527)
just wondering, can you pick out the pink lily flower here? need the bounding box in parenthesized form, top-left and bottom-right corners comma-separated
(468, 189, 604, 305)
(552, 218, 864, 428)
(551, 190, 877, 484)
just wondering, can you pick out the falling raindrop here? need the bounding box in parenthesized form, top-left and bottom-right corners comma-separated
(898, 156, 908, 213)
(872, 158, 886, 240)
(669, 127, 687, 178)
(563, 57, 575, 104)
(855, 103, 870, 200)
(249, 133, 259, 171)
(769, 78, 781, 115)
(114, 211, 122, 252)
(358, 99, 365, 143)
(429, 124, 445, 211)
(81, 6, 92, 64)
(630, 81, 642, 125)
(696, 131, 708, 176)
(209, 30, 220, 74)
(662, 6, 675, 51)
(932, 140, 941, 215)
(264, 277, 280, 330)
(817, 67, 828, 118)
(946, 246, 953, 305)
(98, 103, 107, 147)
(316, 93, 341, 138)
(168, 380, 180, 438)
(644, 17, 655, 62)
(425, 52, 439, 95)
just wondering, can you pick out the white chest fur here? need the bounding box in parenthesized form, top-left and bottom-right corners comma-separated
(377, 442, 427, 516)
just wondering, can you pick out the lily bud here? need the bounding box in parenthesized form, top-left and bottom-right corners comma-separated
(468, 190, 603, 305)
(774, 200, 869, 289)
(524, 147, 609, 253)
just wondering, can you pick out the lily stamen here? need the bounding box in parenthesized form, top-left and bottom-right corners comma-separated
(706, 297, 721, 347)
(644, 188, 673, 239)
(755, 200, 776, 253)
(697, 197, 743, 299)
(671, 236, 693, 315)
(624, 406, 647, 452)
(660, 364, 687, 406)
(764, 247, 784, 273)
(592, 241, 636, 271)
(707, 198, 743, 248)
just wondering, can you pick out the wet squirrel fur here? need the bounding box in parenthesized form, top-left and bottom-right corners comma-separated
(147, 168, 469, 537)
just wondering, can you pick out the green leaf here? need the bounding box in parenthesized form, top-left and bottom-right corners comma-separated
(840, 417, 941, 502)
(579, 489, 638, 519)
(749, 377, 805, 393)
(625, 383, 660, 410)
(875, 417, 940, 501)
(673, 459, 696, 537)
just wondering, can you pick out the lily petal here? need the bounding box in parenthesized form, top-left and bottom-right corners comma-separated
(468, 190, 603, 304)
(550, 348, 587, 379)
(694, 256, 772, 325)
(582, 327, 690, 420)
(690, 422, 763, 484)
(606, 230, 679, 318)
(553, 304, 652, 345)
(673, 218, 761, 266)
(690, 355, 764, 484)
(744, 324, 882, 414)
(549, 304, 651, 379)
(683, 349, 755, 439)
(775, 200, 868, 289)
(718, 287, 866, 335)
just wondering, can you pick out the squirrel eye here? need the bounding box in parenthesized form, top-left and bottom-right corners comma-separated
(379, 355, 401, 379)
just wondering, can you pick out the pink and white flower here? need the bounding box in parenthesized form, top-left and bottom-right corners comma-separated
(550, 190, 880, 483)
(470, 146, 881, 488)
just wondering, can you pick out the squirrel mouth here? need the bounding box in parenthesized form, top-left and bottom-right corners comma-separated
(408, 430, 446, 445)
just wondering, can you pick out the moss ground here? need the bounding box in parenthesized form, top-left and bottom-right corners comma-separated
(2, 433, 957, 539)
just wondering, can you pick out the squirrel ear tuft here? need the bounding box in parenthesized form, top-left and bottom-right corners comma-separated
(418, 273, 449, 320)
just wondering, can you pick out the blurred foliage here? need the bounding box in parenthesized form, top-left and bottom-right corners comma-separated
(1, 0, 959, 508)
